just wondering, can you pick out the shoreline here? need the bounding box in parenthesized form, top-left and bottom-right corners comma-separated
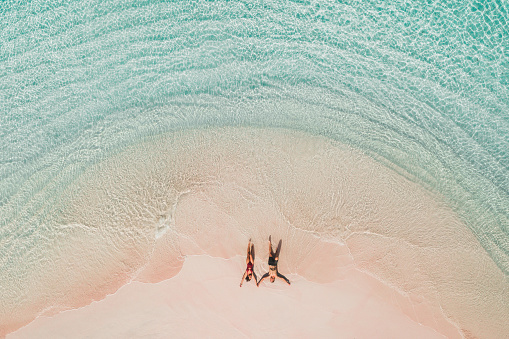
(8, 254, 453, 339)
(2, 127, 507, 338)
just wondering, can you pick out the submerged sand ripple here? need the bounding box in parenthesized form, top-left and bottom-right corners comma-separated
(3, 128, 508, 338)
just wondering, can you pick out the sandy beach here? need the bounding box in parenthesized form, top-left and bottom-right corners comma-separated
(3, 0, 509, 337)
(3, 128, 508, 338)
(9, 254, 450, 339)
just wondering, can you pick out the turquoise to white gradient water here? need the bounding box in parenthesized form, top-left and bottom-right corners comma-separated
(1, 0, 508, 335)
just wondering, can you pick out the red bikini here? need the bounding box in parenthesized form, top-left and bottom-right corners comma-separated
(246, 262, 253, 273)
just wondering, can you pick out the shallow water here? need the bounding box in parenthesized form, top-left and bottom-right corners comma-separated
(1, 0, 508, 337)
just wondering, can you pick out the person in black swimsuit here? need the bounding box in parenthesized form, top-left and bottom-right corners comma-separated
(257, 236, 291, 286)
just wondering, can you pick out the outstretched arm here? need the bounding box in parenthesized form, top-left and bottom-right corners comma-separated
(240, 271, 247, 287)
(257, 273, 269, 286)
(277, 272, 291, 285)
(253, 271, 258, 284)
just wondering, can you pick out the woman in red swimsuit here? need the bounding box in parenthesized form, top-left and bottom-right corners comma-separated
(240, 239, 257, 287)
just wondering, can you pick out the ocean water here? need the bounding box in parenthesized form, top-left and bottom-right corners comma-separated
(1, 0, 508, 337)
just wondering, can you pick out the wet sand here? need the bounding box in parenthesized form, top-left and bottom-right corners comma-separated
(3, 128, 508, 338)
(9, 254, 449, 339)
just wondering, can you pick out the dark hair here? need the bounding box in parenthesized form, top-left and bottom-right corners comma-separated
(245, 276, 251, 282)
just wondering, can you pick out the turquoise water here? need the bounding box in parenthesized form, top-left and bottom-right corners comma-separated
(1, 0, 508, 327)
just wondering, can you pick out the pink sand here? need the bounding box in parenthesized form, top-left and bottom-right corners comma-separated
(5, 129, 507, 338)
(8, 255, 448, 339)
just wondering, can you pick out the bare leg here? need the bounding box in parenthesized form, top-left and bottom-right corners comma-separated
(268, 236, 274, 257)
(246, 239, 251, 264)
(275, 239, 282, 259)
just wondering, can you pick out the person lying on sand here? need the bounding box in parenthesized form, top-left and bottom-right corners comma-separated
(257, 236, 291, 286)
(240, 239, 257, 287)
